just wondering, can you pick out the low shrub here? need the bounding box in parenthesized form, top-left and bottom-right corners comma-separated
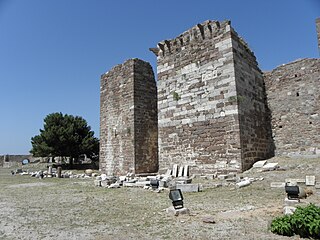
(271, 204, 320, 239)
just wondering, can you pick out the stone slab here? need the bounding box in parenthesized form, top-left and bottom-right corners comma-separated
(166, 206, 190, 216)
(283, 206, 296, 215)
(123, 181, 150, 187)
(252, 160, 267, 168)
(262, 162, 279, 170)
(217, 174, 228, 180)
(183, 165, 189, 177)
(176, 183, 199, 192)
(172, 164, 178, 177)
(306, 175, 316, 186)
(284, 197, 300, 206)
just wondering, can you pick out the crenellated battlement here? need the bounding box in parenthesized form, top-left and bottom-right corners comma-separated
(151, 20, 231, 57)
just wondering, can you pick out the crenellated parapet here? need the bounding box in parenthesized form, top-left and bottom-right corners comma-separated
(151, 20, 231, 57)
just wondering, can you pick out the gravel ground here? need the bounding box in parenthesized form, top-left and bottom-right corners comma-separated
(0, 157, 319, 240)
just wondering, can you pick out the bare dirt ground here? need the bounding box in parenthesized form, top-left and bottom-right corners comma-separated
(1, 157, 320, 240)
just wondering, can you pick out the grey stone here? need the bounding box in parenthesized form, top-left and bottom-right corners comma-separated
(306, 175, 316, 186)
(178, 166, 183, 177)
(172, 164, 178, 177)
(236, 179, 251, 188)
(283, 206, 297, 215)
(176, 183, 199, 192)
(166, 206, 190, 216)
(101, 180, 110, 188)
(262, 162, 279, 171)
(202, 216, 216, 224)
(85, 169, 93, 176)
(101, 174, 107, 181)
(108, 183, 120, 188)
(284, 197, 300, 206)
(217, 175, 228, 180)
(252, 160, 267, 168)
(94, 180, 101, 187)
(183, 165, 189, 177)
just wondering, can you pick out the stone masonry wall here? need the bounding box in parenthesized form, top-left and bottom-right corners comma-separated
(100, 59, 158, 175)
(232, 30, 274, 170)
(153, 20, 272, 173)
(0, 155, 35, 167)
(264, 58, 320, 157)
(133, 60, 158, 173)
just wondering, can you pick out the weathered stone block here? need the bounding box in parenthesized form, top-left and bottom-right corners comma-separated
(306, 176, 316, 186)
(176, 183, 199, 192)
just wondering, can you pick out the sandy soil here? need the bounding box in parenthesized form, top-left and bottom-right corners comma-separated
(0, 157, 319, 239)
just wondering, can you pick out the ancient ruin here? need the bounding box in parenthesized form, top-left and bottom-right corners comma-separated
(0, 154, 35, 168)
(265, 58, 320, 157)
(99, 59, 158, 175)
(99, 19, 320, 175)
(152, 20, 273, 173)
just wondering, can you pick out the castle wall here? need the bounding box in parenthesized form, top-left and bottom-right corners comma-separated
(99, 59, 158, 175)
(133, 60, 158, 173)
(0, 155, 35, 167)
(154, 20, 272, 173)
(231, 31, 274, 170)
(264, 58, 320, 157)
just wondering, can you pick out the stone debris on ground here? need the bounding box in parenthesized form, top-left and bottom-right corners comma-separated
(165, 206, 190, 216)
(10, 160, 318, 197)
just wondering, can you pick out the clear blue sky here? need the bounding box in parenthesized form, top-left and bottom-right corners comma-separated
(0, 0, 319, 155)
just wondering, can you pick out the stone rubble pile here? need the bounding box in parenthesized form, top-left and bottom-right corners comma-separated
(11, 167, 99, 179)
(11, 160, 285, 192)
(269, 174, 318, 215)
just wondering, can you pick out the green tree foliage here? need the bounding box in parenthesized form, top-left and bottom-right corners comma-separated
(30, 113, 99, 162)
(271, 204, 320, 238)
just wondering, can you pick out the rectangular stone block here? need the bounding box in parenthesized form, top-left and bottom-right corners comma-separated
(306, 176, 316, 186)
(172, 164, 178, 177)
(284, 197, 300, 206)
(252, 160, 267, 168)
(176, 183, 199, 192)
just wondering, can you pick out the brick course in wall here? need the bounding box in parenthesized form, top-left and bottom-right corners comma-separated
(152, 20, 273, 173)
(99, 59, 158, 175)
(264, 58, 320, 157)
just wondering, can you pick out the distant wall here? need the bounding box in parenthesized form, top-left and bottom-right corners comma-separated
(0, 154, 36, 167)
(264, 58, 320, 157)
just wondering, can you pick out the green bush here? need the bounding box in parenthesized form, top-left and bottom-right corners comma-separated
(271, 204, 320, 239)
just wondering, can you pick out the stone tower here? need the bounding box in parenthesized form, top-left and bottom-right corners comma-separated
(100, 58, 158, 175)
(152, 20, 273, 173)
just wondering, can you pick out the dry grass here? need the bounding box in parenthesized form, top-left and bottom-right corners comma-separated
(1, 157, 319, 239)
